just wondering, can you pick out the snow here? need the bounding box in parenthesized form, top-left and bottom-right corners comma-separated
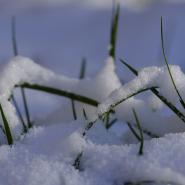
(0, 54, 184, 184)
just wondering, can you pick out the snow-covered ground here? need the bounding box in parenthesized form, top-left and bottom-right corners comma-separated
(0, 1, 184, 185)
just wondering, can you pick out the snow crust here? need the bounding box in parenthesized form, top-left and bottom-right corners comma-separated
(0, 56, 185, 184)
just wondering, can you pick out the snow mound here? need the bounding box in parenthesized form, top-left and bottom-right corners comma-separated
(0, 56, 185, 184)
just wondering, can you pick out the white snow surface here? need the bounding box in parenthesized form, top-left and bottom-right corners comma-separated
(0, 56, 185, 184)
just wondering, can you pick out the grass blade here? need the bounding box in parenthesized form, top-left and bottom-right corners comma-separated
(73, 152, 83, 170)
(161, 17, 185, 109)
(120, 59, 138, 75)
(106, 118, 117, 129)
(20, 83, 99, 107)
(11, 94, 27, 133)
(109, 0, 120, 60)
(132, 109, 144, 155)
(120, 59, 185, 123)
(104, 112, 110, 129)
(21, 88, 32, 128)
(0, 103, 13, 145)
(83, 108, 88, 120)
(127, 122, 141, 142)
(71, 58, 87, 120)
(11, 16, 31, 130)
(112, 87, 158, 109)
(71, 99, 77, 120)
(79, 58, 86, 79)
(11, 16, 18, 56)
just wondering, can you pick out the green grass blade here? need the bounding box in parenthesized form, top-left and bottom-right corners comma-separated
(71, 99, 77, 120)
(11, 16, 31, 130)
(127, 122, 141, 142)
(83, 109, 88, 120)
(106, 118, 117, 129)
(73, 152, 83, 170)
(132, 109, 144, 155)
(104, 112, 110, 129)
(79, 58, 86, 79)
(71, 58, 87, 120)
(120, 59, 185, 123)
(120, 59, 138, 75)
(11, 16, 18, 56)
(11, 94, 27, 133)
(161, 17, 185, 109)
(20, 83, 99, 107)
(0, 103, 13, 145)
(112, 87, 158, 108)
(21, 88, 32, 128)
(109, 1, 120, 60)
(82, 121, 95, 137)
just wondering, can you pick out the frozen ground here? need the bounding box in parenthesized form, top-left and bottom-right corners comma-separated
(0, 1, 184, 185)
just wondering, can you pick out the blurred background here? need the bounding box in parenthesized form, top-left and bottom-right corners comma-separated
(0, 0, 184, 80)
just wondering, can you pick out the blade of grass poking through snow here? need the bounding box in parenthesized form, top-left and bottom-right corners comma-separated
(161, 17, 185, 109)
(0, 104, 13, 145)
(11, 16, 32, 130)
(120, 59, 185, 123)
(11, 94, 27, 133)
(104, 112, 110, 129)
(71, 58, 87, 120)
(106, 118, 117, 129)
(79, 58, 86, 80)
(132, 109, 144, 155)
(11, 16, 18, 56)
(71, 99, 77, 120)
(20, 83, 99, 107)
(73, 152, 83, 170)
(21, 88, 32, 128)
(111, 87, 158, 109)
(127, 122, 141, 142)
(82, 109, 95, 136)
(109, 0, 120, 60)
(83, 108, 88, 120)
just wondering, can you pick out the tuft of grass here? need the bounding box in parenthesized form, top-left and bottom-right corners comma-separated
(120, 59, 185, 124)
(132, 109, 144, 155)
(109, 0, 120, 60)
(0, 103, 13, 145)
(20, 83, 99, 107)
(161, 17, 185, 109)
